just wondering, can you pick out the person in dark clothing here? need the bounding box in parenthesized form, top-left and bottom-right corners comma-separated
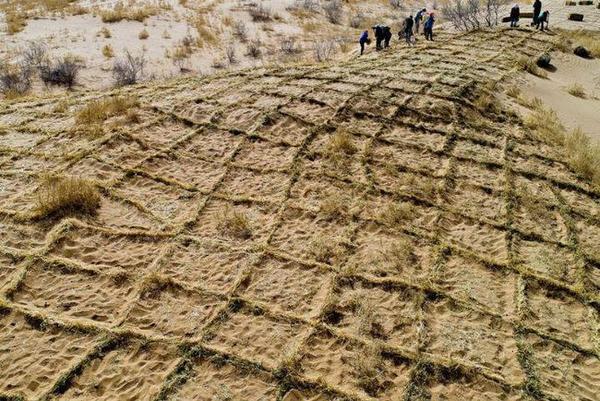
(423, 13, 435, 41)
(402, 16, 414, 45)
(537, 10, 549, 30)
(373, 25, 384, 50)
(383, 26, 392, 48)
(359, 30, 369, 55)
(414, 8, 426, 33)
(509, 4, 520, 27)
(532, 0, 542, 26)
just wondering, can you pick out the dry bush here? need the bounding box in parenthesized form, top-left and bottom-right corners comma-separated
(102, 44, 114, 58)
(138, 28, 149, 40)
(524, 101, 564, 145)
(75, 96, 139, 125)
(217, 207, 252, 239)
(326, 130, 357, 157)
(323, 0, 343, 24)
(5, 10, 27, 35)
(190, 14, 218, 47)
(559, 30, 600, 58)
(524, 99, 600, 187)
(313, 40, 337, 62)
(100, 2, 157, 23)
(281, 37, 302, 54)
(40, 56, 82, 89)
(514, 56, 547, 78)
(249, 3, 272, 22)
(246, 39, 262, 58)
(233, 20, 248, 42)
(0, 61, 32, 98)
(564, 128, 600, 186)
(171, 45, 192, 71)
(100, 26, 111, 38)
(566, 83, 586, 98)
(225, 44, 237, 64)
(34, 175, 101, 219)
(22, 41, 49, 70)
(442, 0, 506, 30)
(112, 51, 146, 86)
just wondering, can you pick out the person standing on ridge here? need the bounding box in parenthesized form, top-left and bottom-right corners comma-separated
(373, 25, 384, 50)
(359, 30, 369, 55)
(509, 4, 520, 27)
(414, 8, 427, 34)
(532, 0, 542, 26)
(402, 15, 414, 45)
(423, 13, 435, 41)
(383, 25, 392, 48)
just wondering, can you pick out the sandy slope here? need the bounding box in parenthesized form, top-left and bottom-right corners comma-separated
(0, 27, 599, 401)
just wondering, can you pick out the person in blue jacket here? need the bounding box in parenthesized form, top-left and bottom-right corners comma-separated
(423, 13, 435, 41)
(359, 30, 369, 55)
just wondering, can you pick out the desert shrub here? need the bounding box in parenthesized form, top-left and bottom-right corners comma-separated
(561, 29, 600, 57)
(100, 26, 111, 38)
(514, 56, 547, 78)
(171, 45, 191, 71)
(100, 2, 156, 23)
(281, 37, 302, 54)
(567, 83, 586, 98)
(138, 28, 149, 40)
(442, 0, 506, 30)
(313, 40, 337, 62)
(75, 96, 139, 125)
(389, 0, 403, 8)
(249, 3, 272, 22)
(323, 0, 343, 24)
(34, 175, 101, 219)
(190, 14, 218, 47)
(225, 44, 237, 64)
(102, 44, 114, 58)
(112, 51, 146, 86)
(0, 61, 32, 97)
(246, 39, 262, 58)
(326, 130, 357, 157)
(217, 207, 252, 239)
(564, 128, 600, 186)
(40, 56, 82, 89)
(5, 10, 27, 35)
(22, 41, 49, 70)
(233, 20, 248, 41)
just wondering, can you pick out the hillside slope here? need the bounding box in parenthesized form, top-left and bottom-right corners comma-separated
(0, 28, 599, 401)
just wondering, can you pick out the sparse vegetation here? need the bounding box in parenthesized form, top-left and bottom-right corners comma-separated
(248, 3, 272, 22)
(112, 51, 146, 86)
(75, 95, 139, 125)
(138, 28, 149, 40)
(34, 175, 101, 219)
(566, 83, 586, 98)
(515, 56, 548, 78)
(40, 56, 82, 89)
(217, 206, 252, 239)
(102, 44, 115, 58)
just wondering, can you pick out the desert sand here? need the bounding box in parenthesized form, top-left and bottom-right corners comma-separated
(1, 1, 600, 401)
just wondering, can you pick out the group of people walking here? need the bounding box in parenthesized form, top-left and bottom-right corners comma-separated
(359, 8, 436, 55)
(509, 0, 550, 31)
